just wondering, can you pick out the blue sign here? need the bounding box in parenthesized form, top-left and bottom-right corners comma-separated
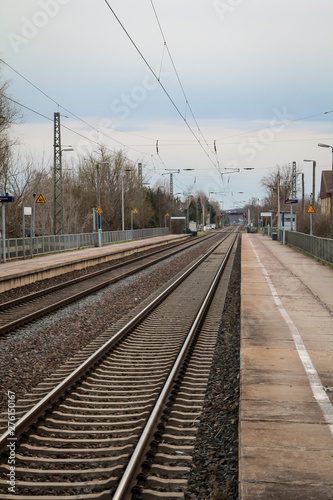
(0, 196, 15, 203)
(285, 199, 298, 204)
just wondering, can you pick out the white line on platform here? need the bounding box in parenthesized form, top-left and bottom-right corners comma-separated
(249, 236, 333, 438)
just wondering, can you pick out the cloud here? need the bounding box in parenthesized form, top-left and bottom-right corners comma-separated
(1, 0, 333, 207)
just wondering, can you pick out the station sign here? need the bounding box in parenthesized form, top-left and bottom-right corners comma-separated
(285, 199, 298, 204)
(0, 195, 15, 203)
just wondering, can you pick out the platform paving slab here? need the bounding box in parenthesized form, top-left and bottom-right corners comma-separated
(240, 233, 333, 499)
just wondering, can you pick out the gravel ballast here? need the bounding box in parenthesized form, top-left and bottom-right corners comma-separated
(0, 238, 217, 412)
(185, 237, 240, 499)
(0, 234, 241, 499)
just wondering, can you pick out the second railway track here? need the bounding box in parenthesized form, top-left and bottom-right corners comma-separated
(0, 230, 239, 498)
(0, 232, 219, 336)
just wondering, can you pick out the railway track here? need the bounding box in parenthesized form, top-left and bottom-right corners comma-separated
(0, 230, 239, 498)
(0, 232, 219, 336)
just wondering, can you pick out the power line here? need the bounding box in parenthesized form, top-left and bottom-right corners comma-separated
(0, 58, 157, 161)
(149, 0, 216, 158)
(0, 91, 143, 166)
(215, 110, 333, 143)
(103, 0, 219, 172)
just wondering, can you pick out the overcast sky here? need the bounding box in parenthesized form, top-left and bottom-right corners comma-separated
(1, 0, 332, 209)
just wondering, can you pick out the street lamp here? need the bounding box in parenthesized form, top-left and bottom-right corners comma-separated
(96, 161, 109, 247)
(120, 173, 125, 232)
(120, 169, 132, 232)
(318, 143, 333, 239)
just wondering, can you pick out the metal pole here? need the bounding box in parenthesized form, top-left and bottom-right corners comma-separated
(331, 151, 333, 239)
(32, 193, 36, 257)
(277, 172, 280, 236)
(30, 211, 33, 258)
(96, 164, 102, 247)
(1, 186, 5, 263)
(310, 193, 313, 236)
(121, 175, 125, 232)
(92, 208, 96, 232)
(301, 173, 305, 212)
(53, 112, 63, 235)
(22, 205, 26, 260)
(312, 161, 316, 236)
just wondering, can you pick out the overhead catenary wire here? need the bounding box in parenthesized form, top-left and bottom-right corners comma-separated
(0, 57, 209, 185)
(0, 58, 159, 162)
(149, 0, 217, 158)
(103, 0, 220, 173)
(0, 91, 159, 175)
(215, 110, 333, 143)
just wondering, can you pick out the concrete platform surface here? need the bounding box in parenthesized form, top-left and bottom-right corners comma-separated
(0, 234, 187, 292)
(240, 233, 333, 499)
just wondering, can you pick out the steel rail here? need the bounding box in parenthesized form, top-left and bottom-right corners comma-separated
(0, 233, 218, 336)
(112, 232, 238, 499)
(0, 234, 229, 454)
(0, 233, 216, 311)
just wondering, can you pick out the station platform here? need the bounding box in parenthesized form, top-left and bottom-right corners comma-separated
(0, 234, 188, 293)
(240, 233, 333, 499)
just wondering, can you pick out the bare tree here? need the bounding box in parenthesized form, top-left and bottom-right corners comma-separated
(0, 66, 21, 191)
(5, 153, 50, 237)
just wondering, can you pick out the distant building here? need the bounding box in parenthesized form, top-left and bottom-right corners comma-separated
(320, 170, 332, 216)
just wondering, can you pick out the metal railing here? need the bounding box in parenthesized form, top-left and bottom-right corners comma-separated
(284, 231, 333, 265)
(0, 227, 169, 262)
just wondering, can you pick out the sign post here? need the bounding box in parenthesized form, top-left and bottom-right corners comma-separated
(131, 209, 138, 231)
(0, 190, 15, 263)
(96, 208, 102, 247)
(285, 199, 298, 231)
(23, 206, 32, 259)
(306, 205, 316, 236)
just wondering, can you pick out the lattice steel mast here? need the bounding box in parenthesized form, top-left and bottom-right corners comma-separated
(53, 112, 63, 235)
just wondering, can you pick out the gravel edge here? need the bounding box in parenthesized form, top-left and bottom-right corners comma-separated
(185, 236, 240, 500)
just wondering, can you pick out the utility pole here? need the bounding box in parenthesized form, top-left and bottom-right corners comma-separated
(162, 169, 180, 201)
(290, 161, 297, 231)
(162, 170, 180, 217)
(138, 163, 143, 227)
(312, 161, 316, 236)
(1, 186, 5, 263)
(53, 112, 63, 235)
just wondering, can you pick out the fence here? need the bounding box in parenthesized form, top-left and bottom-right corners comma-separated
(284, 231, 333, 265)
(0, 227, 169, 262)
(261, 227, 332, 264)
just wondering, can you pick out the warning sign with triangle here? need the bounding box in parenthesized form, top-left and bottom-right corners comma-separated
(306, 205, 316, 214)
(96, 207, 102, 214)
(133, 208, 138, 214)
(36, 194, 46, 203)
